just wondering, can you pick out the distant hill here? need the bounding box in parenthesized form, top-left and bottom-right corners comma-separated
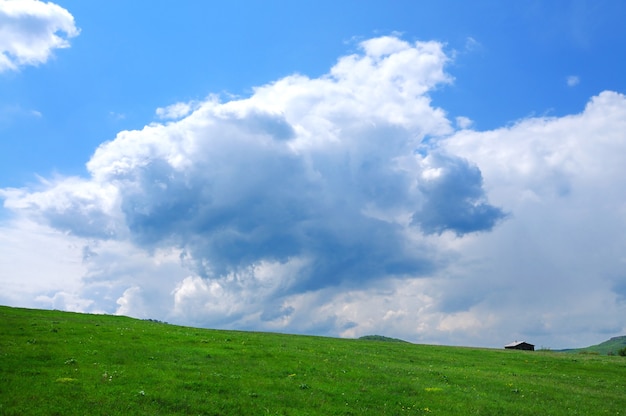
(358, 334, 409, 343)
(561, 335, 626, 355)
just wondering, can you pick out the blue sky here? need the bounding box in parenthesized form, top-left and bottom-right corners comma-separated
(1, 0, 626, 349)
(4, 0, 625, 185)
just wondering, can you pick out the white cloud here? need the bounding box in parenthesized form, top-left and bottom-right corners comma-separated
(0, 104, 43, 125)
(567, 75, 580, 87)
(2, 35, 625, 348)
(464, 36, 481, 52)
(437, 90, 626, 347)
(0, 0, 79, 72)
(455, 116, 473, 129)
(155, 101, 198, 120)
(108, 111, 126, 121)
(1, 176, 124, 239)
(0, 218, 85, 308)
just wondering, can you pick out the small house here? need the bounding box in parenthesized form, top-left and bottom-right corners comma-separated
(504, 341, 534, 351)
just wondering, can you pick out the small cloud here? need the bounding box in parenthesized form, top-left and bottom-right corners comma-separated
(566, 75, 580, 87)
(464, 36, 482, 52)
(446, 36, 483, 61)
(455, 116, 473, 130)
(0, 0, 79, 72)
(155, 102, 196, 120)
(108, 112, 126, 121)
(0, 104, 42, 125)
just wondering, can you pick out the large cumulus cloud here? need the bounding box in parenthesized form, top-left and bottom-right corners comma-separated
(1, 35, 504, 328)
(3, 35, 625, 348)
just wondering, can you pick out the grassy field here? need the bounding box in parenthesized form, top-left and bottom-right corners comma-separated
(1, 306, 624, 415)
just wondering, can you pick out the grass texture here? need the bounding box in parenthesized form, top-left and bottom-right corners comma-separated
(1, 305, 624, 415)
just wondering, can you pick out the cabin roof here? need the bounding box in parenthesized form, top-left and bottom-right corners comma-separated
(504, 341, 534, 348)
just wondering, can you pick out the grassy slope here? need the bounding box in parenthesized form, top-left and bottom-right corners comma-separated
(562, 336, 626, 356)
(1, 306, 624, 415)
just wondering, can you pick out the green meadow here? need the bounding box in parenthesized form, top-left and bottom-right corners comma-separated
(1, 306, 624, 415)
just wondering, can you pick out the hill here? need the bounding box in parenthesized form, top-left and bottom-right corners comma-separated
(562, 335, 626, 356)
(358, 334, 409, 343)
(1, 305, 625, 415)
